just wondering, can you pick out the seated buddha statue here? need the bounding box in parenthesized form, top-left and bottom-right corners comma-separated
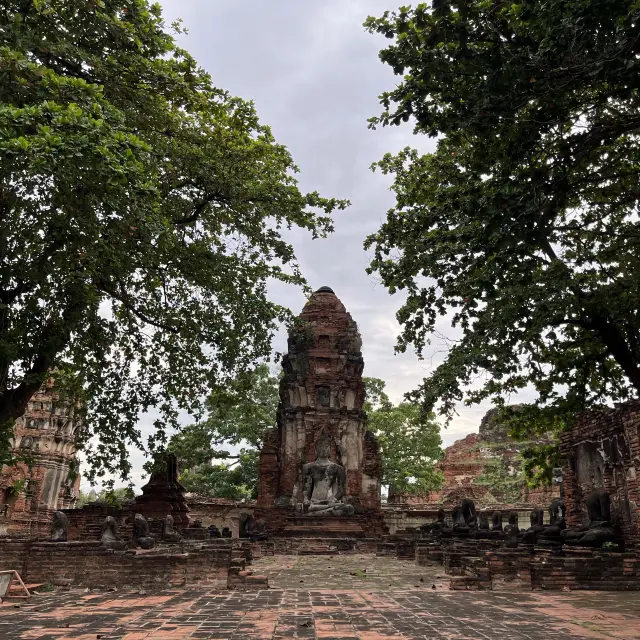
(473, 510, 492, 539)
(563, 489, 620, 547)
(537, 499, 566, 547)
(489, 511, 505, 539)
(302, 435, 355, 516)
(420, 508, 446, 538)
(520, 507, 545, 544)
(504, 511, 520, 548)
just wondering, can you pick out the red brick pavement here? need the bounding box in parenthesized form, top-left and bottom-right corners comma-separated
(1, 555, 639, 639)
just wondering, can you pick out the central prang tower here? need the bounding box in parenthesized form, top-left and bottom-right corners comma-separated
(257, 286, 382, 515)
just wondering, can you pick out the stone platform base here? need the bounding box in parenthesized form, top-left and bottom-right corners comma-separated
(282, 516, 365, 538)
(272, 536, 378, 555)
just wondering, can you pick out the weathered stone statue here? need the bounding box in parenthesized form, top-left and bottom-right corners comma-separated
(563, 489, 620, 547)
(242, 514, 268, 541)
(221, 526, 232, 538)
(239, 513, 256, 538)
(51, 510, 68, 542)
(301, 435, 355, 516)
(133, 513, 155, 549)
(442, 505, 469, 538)
(208, 524, 221, 539)
(504, 512, 520, 548)
(253, 518, 268, 541)
(420, 508, 446, 538)
(474, 511, 492, 539)
(537, 499, 566, 546)
(520, 507, 545, 544)
(445, 500, 476, 538)
(488, 511, 504, 539)
(101, 516, 127, 550)
(461, 498, 477, 528)
(163, 514, 182, 542)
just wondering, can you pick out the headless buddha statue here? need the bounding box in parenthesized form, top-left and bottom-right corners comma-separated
(537, 499, 566, 547)
(520, 507, 545, 544)
(563, 489, 619, 547)
(302, 435, 355, 516)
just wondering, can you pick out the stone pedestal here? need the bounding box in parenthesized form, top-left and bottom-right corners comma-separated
(282, 516, 365, 538)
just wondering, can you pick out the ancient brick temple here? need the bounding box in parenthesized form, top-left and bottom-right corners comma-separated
(257, 287, 383, 535)
(0, 378, 81, 536)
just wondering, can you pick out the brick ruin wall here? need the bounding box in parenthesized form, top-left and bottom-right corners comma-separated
(0, 539, 232, 590)
(388, 408, 560, 511)
(560, 401, 640, 547)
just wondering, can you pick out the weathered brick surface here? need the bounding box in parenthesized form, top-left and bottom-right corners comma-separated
(0, 539, 232, 589)
(3, 555, 640, 639)
(530, 549, 640, 591)
(389, 410, 559, 509)
(434, 539, 640, 591)
(560, 401, 640, 548)
(0, 379, 81, 537)
(61, 503, 133, 541)
(257, 288, 384, 522)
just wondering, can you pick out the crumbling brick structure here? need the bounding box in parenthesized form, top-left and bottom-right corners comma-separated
(134, 453, 190, 526)
(256, 286, 384, 533)
(389, 407, 559, 509)
(0, 538, 234, 590)
(0, 378, 81, 537)
(560, 400, 640, 548)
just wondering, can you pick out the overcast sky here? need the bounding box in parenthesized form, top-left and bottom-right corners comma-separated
(85, 0, 504, 490)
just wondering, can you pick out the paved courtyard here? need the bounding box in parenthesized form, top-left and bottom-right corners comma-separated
(2, 554, 640, 639)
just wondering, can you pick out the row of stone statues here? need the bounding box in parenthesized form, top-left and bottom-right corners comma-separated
(420, 489, 620, 549)
(50, 510, 237, 548)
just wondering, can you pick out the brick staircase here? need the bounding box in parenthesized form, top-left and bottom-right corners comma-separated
(227, 557, 268, 590)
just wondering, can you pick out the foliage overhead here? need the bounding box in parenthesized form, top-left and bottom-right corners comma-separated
(364, 377, 443, 494)
(168, 364, 278, 500)
(0, 0, 346, 479)
(364, 0, 640, 436)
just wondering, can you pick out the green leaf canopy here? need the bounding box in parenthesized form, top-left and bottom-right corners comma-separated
(364, 377, 443, 494)
(364, 0, 640, 431)
(168, 364, 279, 500)
(0, 1, 346, 480)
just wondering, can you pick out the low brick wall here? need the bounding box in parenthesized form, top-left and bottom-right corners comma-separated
(430, 537, 640, 590)
(0, 539, 232, 590)
(271, 537, 378, 555)
(530, 548, 640, 590)
(485, 549, 533, 590)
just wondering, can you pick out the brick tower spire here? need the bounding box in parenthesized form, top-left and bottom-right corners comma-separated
(257, 287, 382, 512)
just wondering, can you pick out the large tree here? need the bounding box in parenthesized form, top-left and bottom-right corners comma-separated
(168, 364, 278, 500)
(364, 377, 443, 495)
(364, 1, 640, 439)
(0, 1, 345, 479)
